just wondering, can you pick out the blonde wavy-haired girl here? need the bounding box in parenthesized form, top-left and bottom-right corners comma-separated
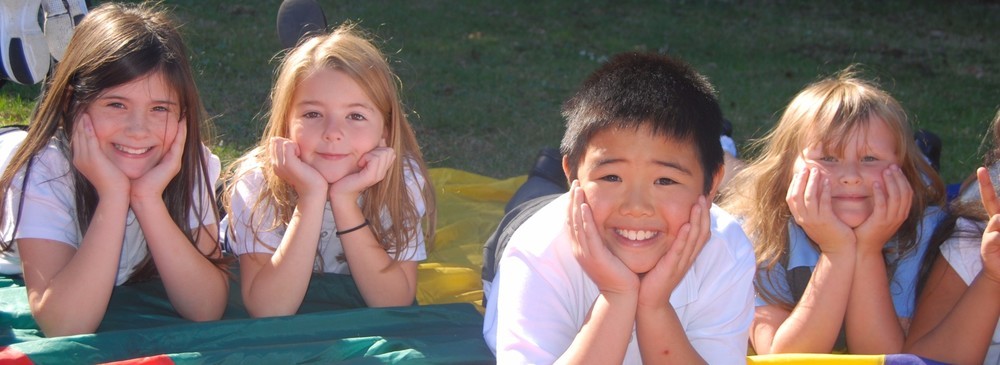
(721, 67, 945, 354)
(222, 24, 435, 317)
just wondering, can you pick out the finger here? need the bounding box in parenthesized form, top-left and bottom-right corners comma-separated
(569, 181, 588, 256)
(819, 177, 834, 219)
(172, 120, 187, 151)
(985, 213, 1000, 235)
(162, 121, 188, 165)
(579, 200, 602, 255)
(803, 168, 822, 216)
(668, 222, 692, 268)
(71, 114, 88, 152)
(270, 137, 283, 167)
(978, 167, 1000, 216)
(885, 165, 910, 220)
(786, 168, 807, 217)
(871, 180, 887, 222)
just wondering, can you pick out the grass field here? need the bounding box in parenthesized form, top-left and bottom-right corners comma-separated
(1, 0, 997, 184)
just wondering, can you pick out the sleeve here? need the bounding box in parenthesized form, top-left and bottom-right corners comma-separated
(12, 147, 79, 248)
(225, 167, 283, 256)
(189, 145, 221, 228)
(387, 159, 427, 262)
(494, 235, 581, 364)
(684, 218, 756, 363)
(890, 207, 947, 318)
(754, 260, 794, 307)
(941, 217, 986, 285)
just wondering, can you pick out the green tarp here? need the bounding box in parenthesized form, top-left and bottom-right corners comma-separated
(0, 168, 525, 364)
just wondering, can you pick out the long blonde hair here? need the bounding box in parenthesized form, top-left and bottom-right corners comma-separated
(223, 23, 435, 264)
(721, 67, 945, 308)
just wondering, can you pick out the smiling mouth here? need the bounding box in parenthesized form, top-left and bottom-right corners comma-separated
(316, 152, 348, 160)
(615, 229, 657, 241)
(113, 144, 152, 155)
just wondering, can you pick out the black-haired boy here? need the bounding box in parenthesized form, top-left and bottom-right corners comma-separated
(483, 52, 754, 364)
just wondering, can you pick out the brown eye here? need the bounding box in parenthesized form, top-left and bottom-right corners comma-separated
(655, 178, 677, 186)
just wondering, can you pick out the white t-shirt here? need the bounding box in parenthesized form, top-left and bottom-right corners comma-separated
(223, 158, 427, 274)
(483, 193, 755, 364)
(941, 217, 1000, 365)
(0, 132, 221, 285)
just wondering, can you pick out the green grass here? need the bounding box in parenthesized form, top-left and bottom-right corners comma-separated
(1, 0, 997, 184)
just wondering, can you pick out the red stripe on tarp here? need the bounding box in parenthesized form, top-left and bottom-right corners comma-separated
(100, 354, 174, 365)
(0, 346, 34, 365)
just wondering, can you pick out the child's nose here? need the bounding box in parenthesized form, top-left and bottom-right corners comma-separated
(322, 120, 344, 141)
(123, 112, 150, 136)
(838, 162, 863, 185)
(620, 185, 654, 217)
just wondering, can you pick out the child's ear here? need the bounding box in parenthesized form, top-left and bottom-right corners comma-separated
(562, 155, 572, 183)
(708, 165, 725, 198)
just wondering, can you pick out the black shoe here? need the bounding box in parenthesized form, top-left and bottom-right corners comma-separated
(505, 148, 567, 213)
(721, 118, 733, 137)
(914, 129, 942, 171)
(531, 147, 567, 190)
(276, 0, 328, 49)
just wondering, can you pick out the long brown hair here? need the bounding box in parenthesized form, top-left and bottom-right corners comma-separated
(720, 66, 945, 308)
(222, 23, 436, 266)
(0, 2, 224, 282)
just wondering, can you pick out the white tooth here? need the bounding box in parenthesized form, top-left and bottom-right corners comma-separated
(115, 144, 151, 155)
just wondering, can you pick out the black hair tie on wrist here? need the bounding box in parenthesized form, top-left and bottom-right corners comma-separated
(336, 219, 370, 236)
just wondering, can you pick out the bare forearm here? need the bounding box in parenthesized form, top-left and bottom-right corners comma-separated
(30, 198, 128, 336)
(556, 293, 637, 365)
(769, 252, 854, 353)
(636, 305, 705, 364)
(845, 252, 903, 353)
(133, 198, 228, 321)
(332, 201, 416, 307)
(337, 220, 417, 307)
(242, 201, 325, 317)
(906, 273, 1000, 364)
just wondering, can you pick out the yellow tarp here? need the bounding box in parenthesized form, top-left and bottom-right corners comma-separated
(416, 168, 526, 311)
(748, 354, 883, 364)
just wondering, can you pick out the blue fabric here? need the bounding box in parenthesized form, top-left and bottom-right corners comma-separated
(755, 206, 945, 318)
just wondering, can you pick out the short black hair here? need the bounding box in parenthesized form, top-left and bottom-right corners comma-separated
(559, 52, 724, 194)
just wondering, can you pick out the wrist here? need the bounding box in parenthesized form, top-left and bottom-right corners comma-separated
(601, 288, 640, 306)
(329, 195, 362, 215)
(981, 271, 1000, 287)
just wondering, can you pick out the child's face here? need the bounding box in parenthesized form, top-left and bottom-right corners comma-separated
(82, 70, 181, 179)
(288, 68, 385, 183)
(572, 126, 713, 274)
(793, 117, 901, 227)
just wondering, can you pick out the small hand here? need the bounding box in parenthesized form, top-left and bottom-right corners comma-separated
(638, 195, 710, 308)
(270, 137, 327, 197)
(855, 165, 912, 255)
(131, 120, 186, 201)
(786, 167, 856, 253)
(72, 113, 129, 198)
(568, 180, 638, 296)
(976, 167, 1000, 284)
(329, 138, 395, 200)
